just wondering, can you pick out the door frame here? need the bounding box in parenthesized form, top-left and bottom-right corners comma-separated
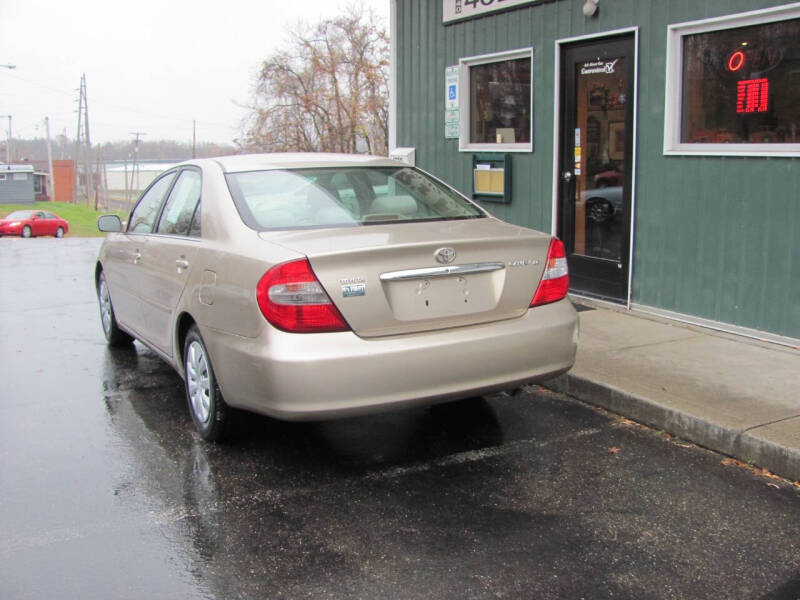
(551, 27, 639, 308)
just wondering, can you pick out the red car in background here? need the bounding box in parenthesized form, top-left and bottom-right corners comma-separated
(0, 210, 69, 238)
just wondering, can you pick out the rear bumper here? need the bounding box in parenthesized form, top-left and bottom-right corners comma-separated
(203, 298, 579, 420)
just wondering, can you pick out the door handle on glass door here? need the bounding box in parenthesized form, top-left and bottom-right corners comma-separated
(562, 171, 573, 182)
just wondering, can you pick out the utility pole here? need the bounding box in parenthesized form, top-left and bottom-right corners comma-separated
(94, 151, 101, 211)
(83, 75, 93, 208)
(73, 73, 93, 205)
(124, 155, 129, 205)
(1, 64, 15, 164)
(4, 115, 12, 164)
(73, 80, 84, 204)
(129, 131, 145, 196)
(45, 116, 55, 202)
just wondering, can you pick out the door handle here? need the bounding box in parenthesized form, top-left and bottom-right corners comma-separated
(562, 171, 573, 182)
(175, 258, 190, 270)
(133, 250, 142, 264)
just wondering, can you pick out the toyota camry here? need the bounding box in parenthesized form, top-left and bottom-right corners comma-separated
(95, 154, 578, 440)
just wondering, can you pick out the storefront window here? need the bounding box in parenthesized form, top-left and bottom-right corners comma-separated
(470, 57, 531, 144)
(681, 18, 800, 144)
(664, 5, 800, 156)
(459, 48, 533, 151)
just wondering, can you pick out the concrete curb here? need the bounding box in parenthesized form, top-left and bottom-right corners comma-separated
(544, 373, 800, 483)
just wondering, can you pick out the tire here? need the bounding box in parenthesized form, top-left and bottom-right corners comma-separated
(588, 198, 613, 224)
(55, 227, 64, 238)
(184, 325, 230, 441)
(21, 225, 32, 238)
(97, 271, 134, 346)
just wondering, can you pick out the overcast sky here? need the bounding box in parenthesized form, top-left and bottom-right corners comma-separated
(0, 0, 389, 147)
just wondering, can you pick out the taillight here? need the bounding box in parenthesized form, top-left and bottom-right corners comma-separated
(256, 259, 350, 333)
(530, 238, 569, 307)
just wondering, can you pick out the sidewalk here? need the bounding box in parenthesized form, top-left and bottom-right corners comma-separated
(544, 299, 800, 482)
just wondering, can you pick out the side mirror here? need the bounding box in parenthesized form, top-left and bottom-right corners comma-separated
(98, 215, 123, 233)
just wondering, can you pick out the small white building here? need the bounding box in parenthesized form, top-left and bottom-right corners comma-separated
(0, 164, 35, 204)
(104, 161, 180, 194)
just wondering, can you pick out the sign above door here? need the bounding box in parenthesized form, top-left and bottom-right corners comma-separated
(443, 0, 541, 24)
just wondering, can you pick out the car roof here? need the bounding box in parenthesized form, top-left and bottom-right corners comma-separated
(212, 153, 405, 174)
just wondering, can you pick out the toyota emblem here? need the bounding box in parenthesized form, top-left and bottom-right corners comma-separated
(434, 247, 456, 264)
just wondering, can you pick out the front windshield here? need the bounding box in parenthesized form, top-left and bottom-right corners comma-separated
(225, 167, 484, 231)
(5, 211, 34, 219)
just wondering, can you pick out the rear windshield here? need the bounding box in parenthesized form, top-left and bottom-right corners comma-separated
(225, 167, 485, 231)
(5, 211, 34, 219)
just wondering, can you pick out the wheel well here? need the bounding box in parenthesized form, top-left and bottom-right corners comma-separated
(176, 313, 197, 367)
(94, 262, 103, 288)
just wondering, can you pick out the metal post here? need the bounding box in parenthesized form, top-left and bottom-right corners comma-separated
(45, 116, 55, 202)
(74, 80, 84, 204)
(83, 75, 93, 208)
(6, 115, 11, 164)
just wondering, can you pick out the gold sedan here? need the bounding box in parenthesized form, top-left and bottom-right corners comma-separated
(96, 154, 578, 441)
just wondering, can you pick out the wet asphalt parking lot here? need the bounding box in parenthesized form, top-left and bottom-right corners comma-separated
(2, 237, 800, 600)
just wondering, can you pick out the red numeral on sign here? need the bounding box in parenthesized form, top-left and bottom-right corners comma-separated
(736, 79, 769, 114)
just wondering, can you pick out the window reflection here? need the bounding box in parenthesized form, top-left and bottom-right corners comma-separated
(470, 57, 531, 144)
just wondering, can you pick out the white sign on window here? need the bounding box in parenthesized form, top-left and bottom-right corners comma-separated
(443, 0, 539, 24)
(13, 173, 28, 181)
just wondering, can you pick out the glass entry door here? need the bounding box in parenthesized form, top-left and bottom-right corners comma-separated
(558, 35, 635, 302)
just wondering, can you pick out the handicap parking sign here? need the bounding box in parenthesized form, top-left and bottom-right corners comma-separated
(448, 85, 457, 101)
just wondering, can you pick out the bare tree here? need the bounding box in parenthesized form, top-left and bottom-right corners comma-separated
(241, 6, 389, 155)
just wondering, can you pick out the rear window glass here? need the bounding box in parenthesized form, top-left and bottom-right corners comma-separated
(225, 167, 484, 231)
(5, 211, 34, 219)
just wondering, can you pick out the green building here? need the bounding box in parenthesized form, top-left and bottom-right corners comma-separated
(389, 0, 800, 343)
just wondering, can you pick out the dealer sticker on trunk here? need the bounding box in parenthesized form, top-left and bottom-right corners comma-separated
(340, 277, 366, 298)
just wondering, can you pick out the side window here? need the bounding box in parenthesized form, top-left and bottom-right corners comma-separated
(156, 170, 202, 236)
(129, 172, 177, 233)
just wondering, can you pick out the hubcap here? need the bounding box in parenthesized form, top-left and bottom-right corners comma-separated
(186, 341, 212, 424)
(99, 279, 113, 334)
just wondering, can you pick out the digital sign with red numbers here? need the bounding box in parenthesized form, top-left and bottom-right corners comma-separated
(736, 79, 769, 114)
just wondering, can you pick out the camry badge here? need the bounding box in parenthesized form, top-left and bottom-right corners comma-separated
(434, 247, 456, 264)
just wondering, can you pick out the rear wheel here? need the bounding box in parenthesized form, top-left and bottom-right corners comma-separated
(184, 325, 230, 441)
(55, 227, 64, 238)
(21, 225, 32, 238)
(97, 271, 134, 346)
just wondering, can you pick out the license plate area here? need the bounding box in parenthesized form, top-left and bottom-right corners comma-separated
(382, 271, 502, 321)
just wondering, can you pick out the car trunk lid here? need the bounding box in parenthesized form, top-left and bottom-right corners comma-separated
(259, 218, 554, 337)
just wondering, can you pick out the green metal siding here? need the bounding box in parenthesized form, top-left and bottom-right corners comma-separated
(395, 0, 800, 339)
